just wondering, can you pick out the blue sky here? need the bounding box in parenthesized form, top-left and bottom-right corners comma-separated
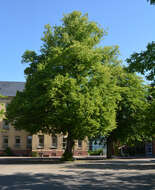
(0, 0, 154, 82)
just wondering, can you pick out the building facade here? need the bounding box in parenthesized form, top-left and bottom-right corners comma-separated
(0, 81, 88, 157)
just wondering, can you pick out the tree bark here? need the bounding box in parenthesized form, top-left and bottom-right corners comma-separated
(62, 132, 75, 161)
(106, 135, 113, 159)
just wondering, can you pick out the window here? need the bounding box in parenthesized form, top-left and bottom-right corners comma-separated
(38, 135, 44, 148)
(2, 120, 9, 130)
(15, 136, 20, 147)
(78, 140, 82, 148)
(51, 135, 57, 148)
(27, 136, 32, 149)
(3, 136, 8, 148)
(62, 137, 67, 149)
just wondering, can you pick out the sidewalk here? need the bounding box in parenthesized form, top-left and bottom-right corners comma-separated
(0, 156, 107, 164)
(0, 155, 155, 164)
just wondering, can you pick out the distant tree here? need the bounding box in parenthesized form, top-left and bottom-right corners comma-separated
(6, 11, 121, 160)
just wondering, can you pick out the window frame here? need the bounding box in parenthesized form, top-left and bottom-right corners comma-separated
(2, 119, 9, 130)
(51, 135, 58, 149)
(38, 135, 44, 148)
(78, 140, 82, 148)
(3, 136, 8, 148)
(15, 136, 21, 147)
(27, 136, 32, 149)
(62, 137, 67, 149)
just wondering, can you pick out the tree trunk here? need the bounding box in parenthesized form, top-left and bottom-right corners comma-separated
(106, 135, 113, 159)
(62, 132, 75, 161)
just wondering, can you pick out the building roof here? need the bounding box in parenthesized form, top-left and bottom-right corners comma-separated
(0, 81, 25, 97)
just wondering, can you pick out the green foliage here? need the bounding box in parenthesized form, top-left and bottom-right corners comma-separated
(105, 68, 149, 158)
(6, 11, 121, 160)
(4, 147, 13, 156)
(0, 108, 4, 119)
(145, 88, 155, 136)
(6, 11, 151, 159)
(31, 151, 39, 157)
(60, 152, 74, 161)
(0, 95, 6, 135)
(127, 42, 155, 83)
(115, 72, 148, 143)
(126, 41, 155, 140)
(147, 0, 155, 4)
(88, 149, 103, 156)
(0, 95, 5, 119)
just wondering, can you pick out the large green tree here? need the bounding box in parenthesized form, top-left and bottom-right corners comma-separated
(6, 11, 120, 160)
(105, 66, 149, 158)
(127, 42, 155, 144)
(127, 0, 155, 143)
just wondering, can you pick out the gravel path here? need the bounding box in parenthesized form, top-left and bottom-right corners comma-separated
(0, 158, 155, 190)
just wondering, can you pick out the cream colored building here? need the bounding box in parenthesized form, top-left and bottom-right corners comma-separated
(0, 81, 88, 156)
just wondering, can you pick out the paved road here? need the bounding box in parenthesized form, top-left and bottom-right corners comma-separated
(0, 158, 155, 190)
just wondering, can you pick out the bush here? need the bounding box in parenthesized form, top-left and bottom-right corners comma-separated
(4, 147, 13, 156)
(88, 149, 103, 156)
(60, 152, 74, 161)
(31, 151, 39, 157)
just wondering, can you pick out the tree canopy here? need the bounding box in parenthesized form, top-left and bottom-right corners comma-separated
(147, 0, 155, 4)
(113, 73, 147, 139)
(6, 11, 121, 160)
(126, 40, 155, 153)
(6, 11, 152, 160)
(127, 42, 155, 84)
(105, 66, 149, 158)
(127, 42, 155, 137)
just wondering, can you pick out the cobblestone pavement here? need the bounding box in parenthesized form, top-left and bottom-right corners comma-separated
(0, 158, 155, 190)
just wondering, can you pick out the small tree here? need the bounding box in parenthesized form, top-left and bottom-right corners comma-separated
(6, 11, 120, 160)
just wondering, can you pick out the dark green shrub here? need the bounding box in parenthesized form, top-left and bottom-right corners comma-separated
(4, 147, 13, 156)
(31, 151, 39, 157)
(60, 152, 74, 161)
(88, 149, 103, 155)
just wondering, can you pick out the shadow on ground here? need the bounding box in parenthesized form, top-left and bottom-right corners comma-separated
(0, 159, 155, 190)
(0, 171, 154, 190)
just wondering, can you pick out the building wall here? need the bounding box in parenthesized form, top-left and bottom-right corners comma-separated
(32, 134, 88, 157)
(0, 97, 88, 156)
(0, 98, 31, 155)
